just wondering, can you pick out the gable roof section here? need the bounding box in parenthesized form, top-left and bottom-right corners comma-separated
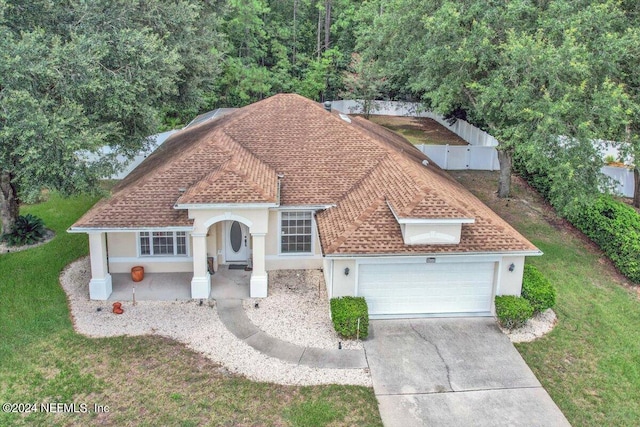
(71, 93, 538, 256)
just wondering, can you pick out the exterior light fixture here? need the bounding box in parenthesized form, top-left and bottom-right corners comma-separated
(344, 267, 350, 276)
(508, 263, 515, 272)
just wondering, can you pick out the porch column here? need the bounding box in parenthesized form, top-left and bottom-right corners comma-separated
(191, 233, 211, 298)
(88, 232, 112, 300)
(250, 233, 268, 297)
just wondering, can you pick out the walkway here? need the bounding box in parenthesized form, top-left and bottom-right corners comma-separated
(212, 265, 367, 369)
(216, 299, 367, 369)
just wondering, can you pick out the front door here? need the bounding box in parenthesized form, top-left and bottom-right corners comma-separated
(225, 221, 249, 263)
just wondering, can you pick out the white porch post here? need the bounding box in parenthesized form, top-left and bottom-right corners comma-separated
(250, 233, 268, 297)
(88, 232, 112, 300)
(191, 232, 211, 298)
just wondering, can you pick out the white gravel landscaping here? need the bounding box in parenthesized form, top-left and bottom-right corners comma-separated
(244, 269, 363, 350)
(501, 308, 558, 343)
(60, 257, 371, 387)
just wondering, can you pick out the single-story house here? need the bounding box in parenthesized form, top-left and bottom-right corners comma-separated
(69, 94, 541, 318)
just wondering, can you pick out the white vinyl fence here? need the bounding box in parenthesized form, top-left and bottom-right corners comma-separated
(603, 165, 635, 198)
(417, 144, 500, 171)
(332, 99, 635, 197)
(330, 99, 499, 147)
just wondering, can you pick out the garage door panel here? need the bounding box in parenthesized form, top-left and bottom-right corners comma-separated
(358, 262, 495, 316)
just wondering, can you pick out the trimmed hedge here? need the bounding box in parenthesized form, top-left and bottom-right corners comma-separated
(514, 149, 640, 285)
(495, 295, 534, 330)
(567, 196, 640, 283)
(522, 265, 556, 313)
(330, 297, 369, 340)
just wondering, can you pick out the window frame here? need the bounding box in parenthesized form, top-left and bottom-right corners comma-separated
(138, 231, 189, 257)
(278, 210, 314, 255)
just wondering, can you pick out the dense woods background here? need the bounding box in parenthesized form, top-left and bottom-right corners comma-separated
(1, 0, 640, 234)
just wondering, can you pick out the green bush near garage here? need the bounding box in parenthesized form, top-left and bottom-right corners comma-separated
(330, 297, 369, 340)
(495, 295, 534, 329)
(522, 264, 557, 313)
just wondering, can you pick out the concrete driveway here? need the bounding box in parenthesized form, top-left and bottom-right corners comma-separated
(364, 318, 570, 427)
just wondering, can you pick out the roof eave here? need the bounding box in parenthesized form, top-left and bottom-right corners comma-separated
(323, 249, 543, 258)
(174, 202, 279, 210)
(68, 225, 195, 234)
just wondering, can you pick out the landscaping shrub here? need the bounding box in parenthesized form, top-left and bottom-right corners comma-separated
(512, 153, 552, 199)
(567, 196, 640, 283)
(1, 214, 46, 246)
(515, 147, 640, 285)
(495, 295, 534, 329)
(522, 265, 556, 313)
(330, 297, 369, 340)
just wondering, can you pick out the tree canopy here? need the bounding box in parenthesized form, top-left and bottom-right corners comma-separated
(0, 0, 223, 233)
(2, 0, 639, 236)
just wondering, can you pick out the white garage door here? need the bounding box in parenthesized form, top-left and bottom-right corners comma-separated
(358, 262, 495, 316)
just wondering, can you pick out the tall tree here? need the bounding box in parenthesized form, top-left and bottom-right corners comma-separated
(0, 1, 222, 234)
(355, 0, 626, 202)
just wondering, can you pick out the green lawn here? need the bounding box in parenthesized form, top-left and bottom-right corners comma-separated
(454, 171, 640, 427)
(0, 194, 382, 427)
(5, 175, 639, 426)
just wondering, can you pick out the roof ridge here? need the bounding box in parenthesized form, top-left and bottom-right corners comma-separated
(218, 129, 279, 200)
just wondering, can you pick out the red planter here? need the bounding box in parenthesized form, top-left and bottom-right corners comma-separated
(131, 266, 144, 282)
(112, 302, 124, 314)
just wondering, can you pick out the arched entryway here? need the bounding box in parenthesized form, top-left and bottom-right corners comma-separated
(190, 211, 268, 299)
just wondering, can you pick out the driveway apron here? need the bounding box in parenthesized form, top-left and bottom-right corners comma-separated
(364, 318, 571, 427)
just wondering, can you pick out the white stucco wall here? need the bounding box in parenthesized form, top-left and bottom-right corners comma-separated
(264, 209, 323, 271)
(496, 256, 526, 295)
(106, 232, 137, 257)
(106, 231, 194, 274)
(328, 259, 357, 297)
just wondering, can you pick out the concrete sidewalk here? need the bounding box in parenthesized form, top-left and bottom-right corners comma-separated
(216, 299, 367, 369)
(365, 318, 571, 427)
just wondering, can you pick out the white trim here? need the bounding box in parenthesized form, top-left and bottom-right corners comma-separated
(202, 213, 253, 230)
(175, 203, 278, 210)
(137, 231, 191, 258)
(326, 250, 543, 258)
(369, 312, 493, 320)
(273, 205, 335, 211)
(109, 256, 194, 263)
(265, 254, 322, 261)
(68, 226, 194, 233)
(398, 218, 475, 225)
(277, 210, 316, 255)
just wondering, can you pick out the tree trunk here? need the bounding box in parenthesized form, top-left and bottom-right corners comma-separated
(634, 166, 640, 208)
(0, 171, 19, 235)
(324, 0, 332, 51)
(316, 7, 322, 59)
(292, 0, 298, 65)
(497, 149, 513, 198)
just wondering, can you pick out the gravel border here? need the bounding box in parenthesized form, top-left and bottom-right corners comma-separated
(60, 257, 371, 387)
(1, 229, 55, 254)
(500, 308, 558, 343)
(243, 270, 363, 350)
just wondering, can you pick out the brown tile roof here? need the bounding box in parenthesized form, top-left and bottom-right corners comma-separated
(71, 93, 538, 255)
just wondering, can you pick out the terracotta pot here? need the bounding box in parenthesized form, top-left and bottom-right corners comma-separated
(131, 266, 144, 282)
(112, 302, 124, 314)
